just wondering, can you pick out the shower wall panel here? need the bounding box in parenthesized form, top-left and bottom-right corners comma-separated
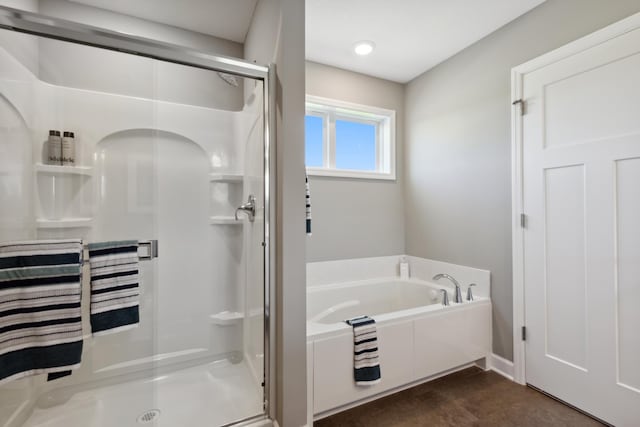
(0, 36, 264, 426)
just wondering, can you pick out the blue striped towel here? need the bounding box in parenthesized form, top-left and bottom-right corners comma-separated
(88, 241, 140, 336)
(346, 315, 381, 386)
(0, 240, 84, 385)
(305, 174, 312, 235)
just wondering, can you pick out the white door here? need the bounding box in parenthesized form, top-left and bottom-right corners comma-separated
(521, 21, 640, 427)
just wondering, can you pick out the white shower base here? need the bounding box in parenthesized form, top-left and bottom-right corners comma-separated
(22, 360, 263, 427)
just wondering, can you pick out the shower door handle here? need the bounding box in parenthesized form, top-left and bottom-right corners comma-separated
(235, 195, 256, 222)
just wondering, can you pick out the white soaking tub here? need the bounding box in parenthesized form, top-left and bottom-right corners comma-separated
(306, 275, 492, 419)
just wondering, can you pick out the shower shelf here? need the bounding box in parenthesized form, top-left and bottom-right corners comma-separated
(209, 311, 243, 326)
(36, 217, 93, 229)
(209, 173, 242, 182)
(209, 216, 242, 225)
(35, 163, 93, 176)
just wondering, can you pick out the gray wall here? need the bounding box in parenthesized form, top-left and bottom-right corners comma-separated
(305, 61, 405, 262)
(245, 1, 307, 425)
(405, 0, 640, 361)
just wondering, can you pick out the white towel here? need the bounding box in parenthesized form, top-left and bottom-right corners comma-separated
(306, 174, 312, 235)
(88, 240, 139, 336)
(0, 239, 83, 385)
(346, 315, 381, 386)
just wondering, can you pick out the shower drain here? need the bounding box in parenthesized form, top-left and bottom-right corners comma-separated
(137, 409, 161, 424)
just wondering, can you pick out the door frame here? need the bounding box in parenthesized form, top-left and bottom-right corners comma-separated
(511, 11, 640, 386)
(0, 5, 277, 424)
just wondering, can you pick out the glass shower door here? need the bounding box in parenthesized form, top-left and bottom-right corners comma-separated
(0, 19, 267, 427)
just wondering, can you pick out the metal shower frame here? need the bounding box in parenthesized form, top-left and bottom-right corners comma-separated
(0, 6, 277, 426)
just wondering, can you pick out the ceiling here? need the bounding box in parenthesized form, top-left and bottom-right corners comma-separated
(69, 0, 258, 43)
(306, 0, 546, 83)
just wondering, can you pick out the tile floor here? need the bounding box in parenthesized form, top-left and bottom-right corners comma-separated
(314, 367, 605, 427)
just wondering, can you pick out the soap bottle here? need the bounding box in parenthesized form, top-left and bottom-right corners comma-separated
(399, 256, 410, 280)
(62, 131, 76, 166)
(47, 130, 62, 165)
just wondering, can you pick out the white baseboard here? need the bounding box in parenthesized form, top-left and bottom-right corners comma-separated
(489, 353, 515, 381)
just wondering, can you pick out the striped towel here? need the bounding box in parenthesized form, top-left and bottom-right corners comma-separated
(305, 173, 312, 235)
(0, 240, 83, 385)
(88, 241, 140, 336)
(346, 316, 381, 386)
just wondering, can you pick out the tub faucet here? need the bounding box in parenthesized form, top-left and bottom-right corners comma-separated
(467, 283, 477, 301)
(433, 274, 463, 303)
(439, 289, 449, 306)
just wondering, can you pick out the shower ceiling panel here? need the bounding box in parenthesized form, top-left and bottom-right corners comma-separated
(68, 0, 258, 42)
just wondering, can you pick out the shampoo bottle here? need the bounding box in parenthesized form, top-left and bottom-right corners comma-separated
(62, 131, 76, 166)
(47, 130, 62, 165)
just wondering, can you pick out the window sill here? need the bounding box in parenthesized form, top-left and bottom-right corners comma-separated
(306, 167, 396, 181)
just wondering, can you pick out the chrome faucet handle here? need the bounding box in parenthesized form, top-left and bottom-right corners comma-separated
(466, 283, 477, 301)
(235, 195, 256, 222)
(439, 289, 449, 306)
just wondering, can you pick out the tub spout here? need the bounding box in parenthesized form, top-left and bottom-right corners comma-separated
(433, 273, 463, 304)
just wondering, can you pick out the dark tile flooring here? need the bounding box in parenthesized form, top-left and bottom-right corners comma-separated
(314, 367, 604, 427)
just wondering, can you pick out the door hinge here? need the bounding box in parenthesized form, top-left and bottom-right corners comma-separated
(512, 99, 526, 116)
(520, 213, 527, 228)
(522, 326, 527, 341)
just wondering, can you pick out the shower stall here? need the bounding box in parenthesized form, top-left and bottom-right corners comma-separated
(0, 6, 274, 427)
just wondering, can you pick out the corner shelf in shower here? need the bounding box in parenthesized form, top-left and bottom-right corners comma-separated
(35, 163, 93, 176)
(209, 216, 242, 225)
(36, 217, 93, 229)
(209, 311, 244, 326)
(209, 173, 242, 182)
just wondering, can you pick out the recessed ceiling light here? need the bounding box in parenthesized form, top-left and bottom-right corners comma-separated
(353, 41, 375, 56)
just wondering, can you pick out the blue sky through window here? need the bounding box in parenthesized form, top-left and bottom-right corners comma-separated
(305, 115, 323, 167)
(335, 120, 376, 170)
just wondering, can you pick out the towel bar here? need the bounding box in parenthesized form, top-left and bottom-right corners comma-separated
(81, 240, 158, 263)
(138, 240, 158, 261)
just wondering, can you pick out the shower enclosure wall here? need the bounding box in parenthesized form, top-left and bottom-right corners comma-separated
(0, 7, 273, 427)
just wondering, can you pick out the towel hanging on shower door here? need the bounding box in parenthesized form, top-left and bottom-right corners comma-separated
(306, 173, 312, 235)
(88, 240, 140, 335)
(0, 239, 84, 385)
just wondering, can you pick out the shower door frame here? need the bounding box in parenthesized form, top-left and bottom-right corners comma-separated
(0, 6, 277, 425)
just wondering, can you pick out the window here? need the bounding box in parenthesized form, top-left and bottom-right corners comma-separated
(305, 95, 396, 180)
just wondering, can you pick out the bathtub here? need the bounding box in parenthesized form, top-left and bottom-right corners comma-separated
(306, 276, 492, 418)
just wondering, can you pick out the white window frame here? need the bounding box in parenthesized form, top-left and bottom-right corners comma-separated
(305, 95, 396, 180)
